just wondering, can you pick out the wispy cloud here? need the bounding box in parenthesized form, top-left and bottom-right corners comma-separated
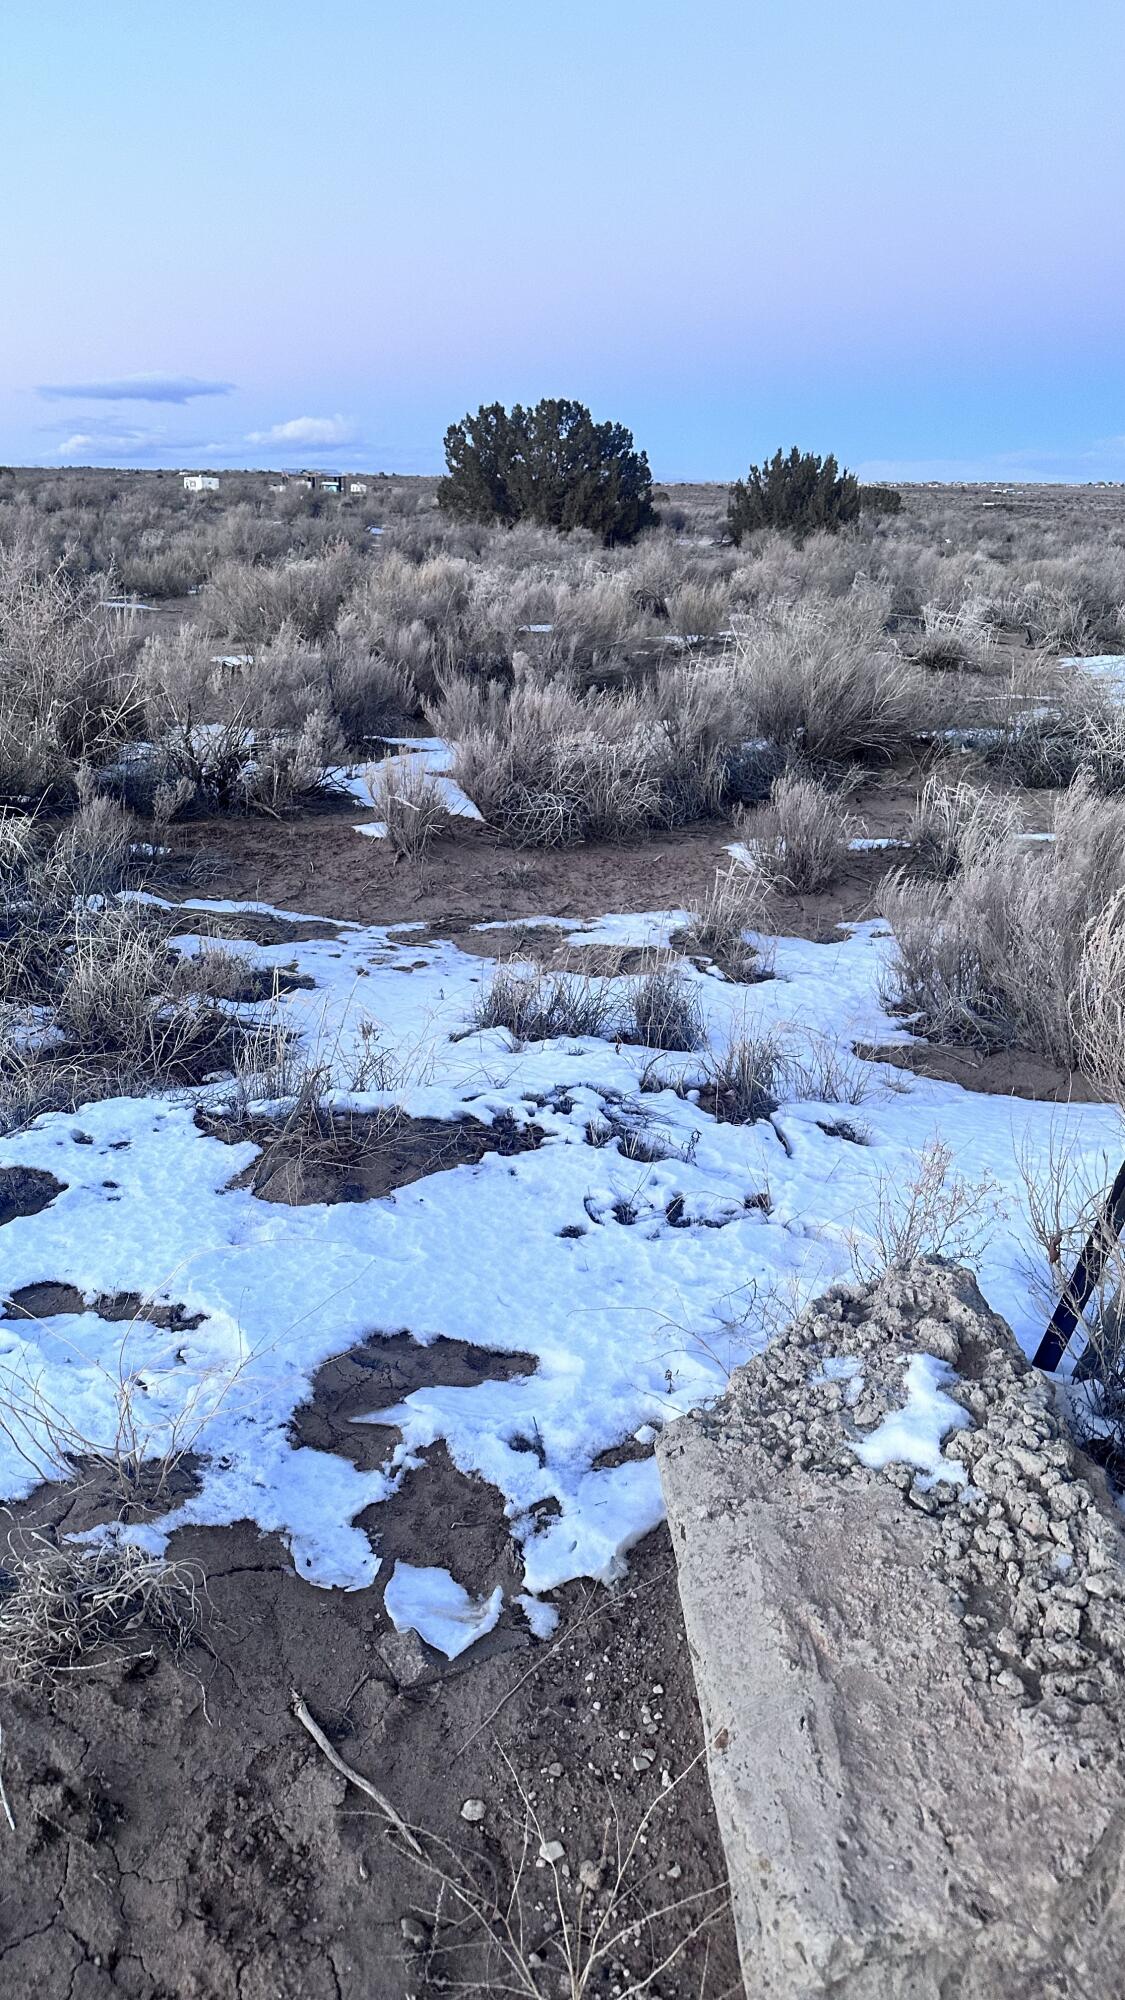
(38, 373, 235, 405)
(245, 414, 357, 448)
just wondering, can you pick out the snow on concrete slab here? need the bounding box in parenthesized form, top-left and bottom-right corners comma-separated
(852, 1352, 970, 1488)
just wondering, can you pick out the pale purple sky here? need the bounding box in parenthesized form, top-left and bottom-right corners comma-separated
(3, 1, 1122, 480)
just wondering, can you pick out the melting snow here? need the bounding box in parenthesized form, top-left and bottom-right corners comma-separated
(383, 1562, 503, 1657)
(852, 1352, 970, 1488)
(0, 896, 1117, 1622)
(331, 737, 484, 835)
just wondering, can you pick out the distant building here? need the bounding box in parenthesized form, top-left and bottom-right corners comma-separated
(286, 471, 366, 495)
(183, 473, 219, 493)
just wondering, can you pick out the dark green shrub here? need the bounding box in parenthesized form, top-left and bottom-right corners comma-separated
(438, 398, 658, 547)
(727, 448, 861, 545)
(858, 484, 903, 517)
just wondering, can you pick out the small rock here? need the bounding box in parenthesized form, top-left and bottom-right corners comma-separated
(539, 1838, 565, 1864)
(460, 1798, 486, 1823)
(579, 1857, 605, 1891)
(632, 1750, 654, 1772)
(666, 1862, 682, 1881)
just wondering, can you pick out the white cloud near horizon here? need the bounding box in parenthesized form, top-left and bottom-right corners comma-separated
(245, 414, 357, 448)
(38, 374, 236, 404)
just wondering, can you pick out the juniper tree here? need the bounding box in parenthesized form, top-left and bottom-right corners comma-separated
(438, 398, 657, 546)
(727, 447, 862, 544)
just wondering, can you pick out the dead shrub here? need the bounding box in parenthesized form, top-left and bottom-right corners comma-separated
(472, 963, 616, 1042)
(850, 1135, 1001, 1280)
(740, 772, 851, 892)
(879, 777, 1125, 1065)
(0, 1531, 200, 1688)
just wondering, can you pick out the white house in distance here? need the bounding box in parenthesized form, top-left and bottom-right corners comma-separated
(183, 473, 220, 493)
(279, 471, 367, 496)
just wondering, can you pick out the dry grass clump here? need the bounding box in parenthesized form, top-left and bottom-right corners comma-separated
(0, 1530, 200, 1689)
(0, 543, 142, 803)
(623, 966, 705, 1051)
(906, 774, 1024, 878)
(739, 772, 852, 892)
(450, 681, 666, 846)
(729, 598, 936, 767)
(879, 776, 1125, 1065)
(701, 1029, 790, 1125)
(472, 963, 617, 1043)
(681, 868, 772, 978)
(368, 757, 450, 861)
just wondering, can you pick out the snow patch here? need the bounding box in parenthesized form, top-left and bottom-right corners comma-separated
(383, 1562, 503, 1658)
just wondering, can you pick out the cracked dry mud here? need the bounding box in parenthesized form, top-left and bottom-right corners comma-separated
(0, 1371, 738, 1999)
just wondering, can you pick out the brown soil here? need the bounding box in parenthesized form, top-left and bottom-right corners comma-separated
(183, 781, 917, 943)
(0, 1509, 738, 2000)
(203, 1108, 544, 1207)
(857, 1039, 1098, 1103)
(290, 1330, 538, 1473)
(0, 1165, 66, 1227)
(0, 1283, 205, 1330)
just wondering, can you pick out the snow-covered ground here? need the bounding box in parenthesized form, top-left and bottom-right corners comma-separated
(1061, 653, 1125, 700)
(0, 898, 1119, 1639)
(330, 736, 483, 838)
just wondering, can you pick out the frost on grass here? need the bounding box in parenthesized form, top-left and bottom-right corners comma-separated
(0, 898, 1120, 1621)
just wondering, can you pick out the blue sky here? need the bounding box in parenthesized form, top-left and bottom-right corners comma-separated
(2, 0, 1122, 481)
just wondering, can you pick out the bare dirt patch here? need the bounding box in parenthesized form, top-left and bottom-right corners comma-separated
(185, 792, 910, 943)
(0, 1515, 738, 2000)
(291, 1330, 537, 1472)
(0, 1282, 205, 1329)
(202, 1108, 545, 1207)
(0, 1166, 66, 1227)
(856, 1039, 1101, 1103)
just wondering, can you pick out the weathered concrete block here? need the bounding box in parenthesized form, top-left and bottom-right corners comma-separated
(657, 1262, 1125, 1999)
